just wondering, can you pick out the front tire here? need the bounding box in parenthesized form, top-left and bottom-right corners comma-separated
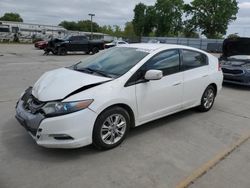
(93, 107, 130, 150)
(197, 85, 216, 112)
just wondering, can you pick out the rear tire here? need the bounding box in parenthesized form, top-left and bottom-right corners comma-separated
(197, 85, 216, 112)
(52, 50, 58, 55)
(92, 107, 130, 150)
(92, 47, 99, 54)
(58, 47, 67, 55)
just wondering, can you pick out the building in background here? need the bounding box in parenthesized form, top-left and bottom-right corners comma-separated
(0, 21, 114, 42)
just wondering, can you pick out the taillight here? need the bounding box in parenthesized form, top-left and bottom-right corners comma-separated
(218, 62, 222, 71)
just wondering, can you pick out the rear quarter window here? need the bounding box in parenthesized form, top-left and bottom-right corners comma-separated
(181, 50, 208, 71)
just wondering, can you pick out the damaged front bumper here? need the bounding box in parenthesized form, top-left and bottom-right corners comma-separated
(15, 87, 45, 138)
(15, 88, 97, 148)
(16, 99, 45, 138)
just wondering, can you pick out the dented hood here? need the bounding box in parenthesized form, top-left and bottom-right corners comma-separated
(32, 68, 111, 101)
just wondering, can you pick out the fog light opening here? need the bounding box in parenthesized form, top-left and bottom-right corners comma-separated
(49, 134, 74, 140)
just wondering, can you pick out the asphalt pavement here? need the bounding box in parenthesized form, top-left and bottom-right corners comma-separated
(0, 44, 250, 188)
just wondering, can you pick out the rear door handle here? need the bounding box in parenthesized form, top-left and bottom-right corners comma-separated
(172, 82, 182, 86)
(202, 75, 209, 78)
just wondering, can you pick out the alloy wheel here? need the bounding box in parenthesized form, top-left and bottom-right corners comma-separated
(100, 114, 127, 145)
(203, 88, 215, 109)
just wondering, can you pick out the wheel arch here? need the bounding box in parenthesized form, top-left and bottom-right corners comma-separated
(208, 83, 218, 96)
(96, 103, 136, 128)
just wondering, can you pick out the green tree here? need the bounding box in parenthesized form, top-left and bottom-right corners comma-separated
(227, 33, 240, 39)
(155, 0, 184, 37)
(113, 25, 123, 37)
(184, 0, 238, 38)
(78, 20, 100, 32)
(182, 21, 200, 38)
(123, 22, 136, 38)
(132, 3, 147, 37)
(0, 12, 23, 22)
(143, 6, 156, 36)
(59, 21, 79, 30)
(101, 25, 114, 35)
(59, 20, 101, 32)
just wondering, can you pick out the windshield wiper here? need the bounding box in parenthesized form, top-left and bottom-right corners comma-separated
(76, 67, 113, 78)
(87, 68, 113, 78)
(75, 67, 93, 74)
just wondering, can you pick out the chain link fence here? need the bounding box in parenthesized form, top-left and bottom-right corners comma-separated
(141, 37, 224, 53)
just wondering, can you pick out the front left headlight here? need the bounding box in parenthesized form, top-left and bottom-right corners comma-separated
(41, 99, 94, 117)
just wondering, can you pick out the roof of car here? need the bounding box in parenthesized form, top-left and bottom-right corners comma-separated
(121, 43, 201, 53)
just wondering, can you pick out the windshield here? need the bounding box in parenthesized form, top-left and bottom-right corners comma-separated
(74, 47, 149, 78)
(62, 35, 71, 40)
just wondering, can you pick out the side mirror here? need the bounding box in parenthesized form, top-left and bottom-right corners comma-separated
(144, 70, 163, 81)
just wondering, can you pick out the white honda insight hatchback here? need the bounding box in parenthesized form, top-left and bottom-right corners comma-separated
(16, 44, 223, 149)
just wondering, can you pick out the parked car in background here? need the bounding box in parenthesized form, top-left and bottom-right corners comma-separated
(207, 43, 223, 53)
(34, 40, 48, 49)
(147, 39, 161, 44)
(104, 40, 128, 49)
(220, 37, 250, 86)
(15, 44, 223, 149)
(45, 35, 104, 55)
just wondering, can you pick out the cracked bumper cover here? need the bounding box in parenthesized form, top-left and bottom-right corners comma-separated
(15, 95, 98, 149)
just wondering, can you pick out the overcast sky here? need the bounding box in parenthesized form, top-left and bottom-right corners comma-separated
(0, 0, 250, 37)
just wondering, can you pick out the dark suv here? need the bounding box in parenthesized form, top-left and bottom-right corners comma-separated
(45, 35, 104, 55)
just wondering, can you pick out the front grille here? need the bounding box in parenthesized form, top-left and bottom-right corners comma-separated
(222, 68, 244, 75)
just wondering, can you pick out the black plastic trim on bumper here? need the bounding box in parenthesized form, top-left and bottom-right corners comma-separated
(15, 100, 45, 137)
(223, 80, 250, 86)
(15, 115, 38, 136)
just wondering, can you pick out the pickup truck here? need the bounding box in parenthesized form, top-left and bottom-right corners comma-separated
(44, 35, 104, 55)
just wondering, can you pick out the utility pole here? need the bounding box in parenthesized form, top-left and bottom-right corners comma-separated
(88, 13, 95, 40)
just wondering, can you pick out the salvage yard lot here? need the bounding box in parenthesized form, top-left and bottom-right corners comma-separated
(0, 44, 250, 188)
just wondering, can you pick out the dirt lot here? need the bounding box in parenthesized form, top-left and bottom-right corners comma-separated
(0, 44, 250, 188)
